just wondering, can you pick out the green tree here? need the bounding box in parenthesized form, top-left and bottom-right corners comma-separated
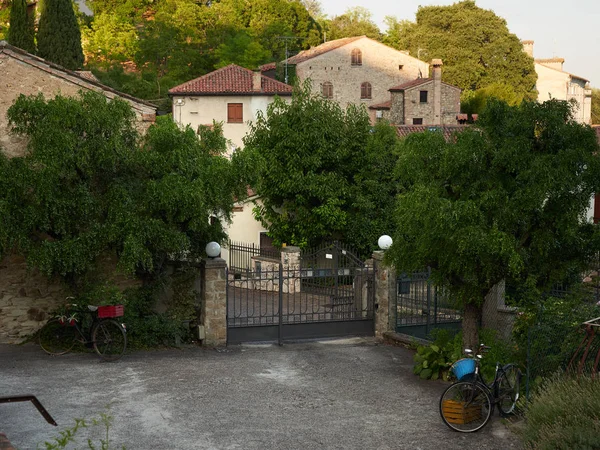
(324, 6, 381, 40)
(214, 29, 272, 69)
(244, 82, 399, 257)
(7, 0, 35, 53)
(461, 83, 524, 115)
(384, 1, 536, 99)
(386, 99, 600, 348)
(1, 91, 248, 283)
(37, 0, 85, 69)
(591, 87, 600, 125)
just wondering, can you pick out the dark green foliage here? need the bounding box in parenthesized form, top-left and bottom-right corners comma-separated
(244, 82, 399, 257)
(413, 329, 462, 380)
(384, 1, 537, 99)
(7, 0, 35, 53)
(121, 284, 191, 349)
(1, 91, 247, 282)
(520, 375, 600, 450)
(37, 0, 84, 69)
(386, 99, 600, 347)
(513, 292, 600, 383)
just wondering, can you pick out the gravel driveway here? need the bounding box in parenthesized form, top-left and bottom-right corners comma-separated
(0, 338, 520, 449)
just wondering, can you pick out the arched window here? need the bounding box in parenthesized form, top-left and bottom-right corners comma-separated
(360, 82, 372, 99)
(351, 48, 362, 66)
(322, 82, 333, 99)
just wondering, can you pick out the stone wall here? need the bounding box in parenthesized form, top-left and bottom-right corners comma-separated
(295, 37, 429, 115)
(0, 50, 155, 158)
(0, 255, 65, 343)
(393, 81, 461, 126)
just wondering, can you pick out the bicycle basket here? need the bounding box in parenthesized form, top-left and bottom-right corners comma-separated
(451, 358, 476, 381)
(97, 305, 124, 318)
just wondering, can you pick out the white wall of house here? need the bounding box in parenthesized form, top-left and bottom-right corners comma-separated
(171, 94, 288, 152)
(295, 37, 430, 112)
(220, 198, 268, 264)
(535, 63, 591, 124)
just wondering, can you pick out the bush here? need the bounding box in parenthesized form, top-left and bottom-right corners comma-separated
(520, 375, 600, 450)
(413, 329, 462, 380)
(513, 291, 600, 383)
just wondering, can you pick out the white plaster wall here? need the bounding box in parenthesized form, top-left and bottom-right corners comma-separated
(221, 199, 268, 265)
(172, 94, 287, 152)
(535, 63, 569, 102)
(295, 37, 430, 112)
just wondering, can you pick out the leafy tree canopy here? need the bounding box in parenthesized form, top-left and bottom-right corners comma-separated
(592, 87, 600, 125)
(0, 91, 249, 282)
(244, 82, 399, 257)
(461, 82, 524, 115)
(386, 99, 600, 347)
(7, 0, 35, 53)
(383, 1, 536, 99)
(323, 6, 381, 41)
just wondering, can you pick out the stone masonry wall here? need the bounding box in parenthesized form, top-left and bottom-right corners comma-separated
(0, 255, 65, 344)
(0, 55, 155, 158)
(295, 37, 429, 115)
(402, 81, 461, 126)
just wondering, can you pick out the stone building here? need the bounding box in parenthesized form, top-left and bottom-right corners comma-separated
(369, 59, 461, 126)
(280, 36, 430, 116)
(522, 40, 592, 124)
(0, 41, 156, 158)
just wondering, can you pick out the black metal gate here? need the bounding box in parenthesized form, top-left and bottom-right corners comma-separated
(227, 242, 375, 344)
(395, 268, 462, 340)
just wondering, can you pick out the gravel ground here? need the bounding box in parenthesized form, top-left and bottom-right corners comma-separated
(0, 338, 521, 449)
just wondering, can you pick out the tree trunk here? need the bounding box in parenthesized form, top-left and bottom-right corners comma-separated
(462, 302, 482, 351)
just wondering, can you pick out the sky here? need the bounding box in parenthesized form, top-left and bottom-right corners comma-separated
(321, 0, 600, 87)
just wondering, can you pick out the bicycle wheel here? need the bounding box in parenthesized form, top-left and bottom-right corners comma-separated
(497, 364, 520, 416)
(440, 381, 493, 432)
(39, 319, 76, 355)
(92, 319, 127, 362)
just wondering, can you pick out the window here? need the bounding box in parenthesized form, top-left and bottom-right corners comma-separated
(398, 64, 404, 70)
(413, 118, 423, 125)
(360, 82, 372, 99)
(322, 82, 333, 99)
(375, 110, 383, 122)
(227, 103, 243, 123)
(419, 90, 428, 103)
(351, 48, 362, 66)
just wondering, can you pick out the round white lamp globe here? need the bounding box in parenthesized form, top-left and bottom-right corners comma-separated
(378, 235, 393, 250)
(205, 242, 221, 258)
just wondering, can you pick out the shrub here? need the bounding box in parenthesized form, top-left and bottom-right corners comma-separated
(520, 375, 600, 450)
(413, 329, 462, 380)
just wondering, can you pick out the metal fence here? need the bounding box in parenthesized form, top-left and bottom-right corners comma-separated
(395, 268, 462, 340)
(228, 241, 281, 274)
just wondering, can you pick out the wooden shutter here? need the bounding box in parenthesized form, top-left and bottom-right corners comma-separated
(227, 103, 243, 123)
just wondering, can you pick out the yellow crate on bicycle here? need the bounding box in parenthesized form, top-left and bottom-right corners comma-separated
(441, 399, 482, 424)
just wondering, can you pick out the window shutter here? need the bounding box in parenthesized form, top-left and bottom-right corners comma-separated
(228, 103, 243, 123)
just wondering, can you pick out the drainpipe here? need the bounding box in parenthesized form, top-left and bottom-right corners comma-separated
(432, 59, 443, 125)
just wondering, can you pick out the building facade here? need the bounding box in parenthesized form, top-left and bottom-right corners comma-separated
(523, 40, 592, 124)
(169, 65, 292, 151)
(369, 60, 461, 126)
(283, 36, 430, 117)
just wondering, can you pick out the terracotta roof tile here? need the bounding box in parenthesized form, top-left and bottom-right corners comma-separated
(396, 125, 468, 141)
(389, 78, 432, 91)
(168, 64, 293, 96)
(260, 62, 277, 71)
(368, 100, 391, 110)
(285, 36, 365, 65)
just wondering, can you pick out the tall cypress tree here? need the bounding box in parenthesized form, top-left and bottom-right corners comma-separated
(7, 0, 36, 54)
(37, 0, 84, 70)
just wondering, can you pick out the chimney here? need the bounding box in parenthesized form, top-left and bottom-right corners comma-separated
(431, 59, 443, 125)
(522, 40, 534, 58)
(253, 71, 262, 92)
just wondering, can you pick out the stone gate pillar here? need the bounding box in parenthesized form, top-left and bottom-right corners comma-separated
(372, 251, 396, 339)
(200, 256, 227, 346)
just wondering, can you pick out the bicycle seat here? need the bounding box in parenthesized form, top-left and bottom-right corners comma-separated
(87, 305, 98, 312)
